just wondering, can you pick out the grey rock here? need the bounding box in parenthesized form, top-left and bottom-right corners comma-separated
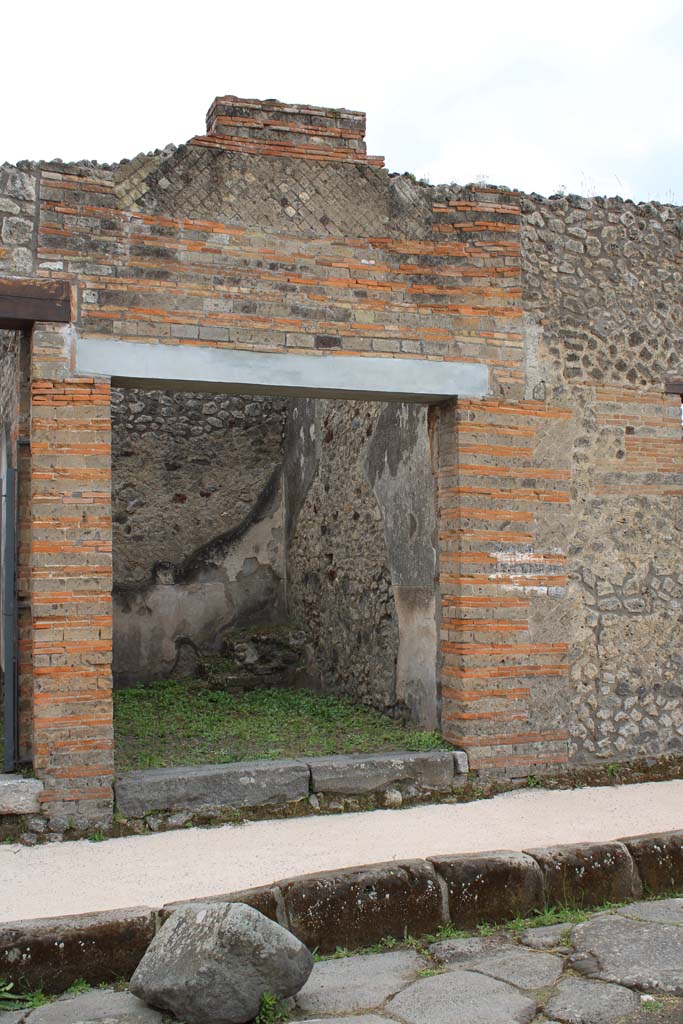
(467, 947, 564, 989)
(615, 897, 683, 925)
(382, 787, 403, 808)
(0, 1013, 27, 1024)
(453, 750, 469, 774)
(520, 923, 574, 949)
(165, 811, 192, 829)
(115, 759, 310, 816)
(4, 170, 36, 201)
(130, 901, 313, 1024)
(26, 990, 161, 1023)
(308, 751, 454, 796)
(385, 969, 536, 1024)
(1, 217, 33, 245)
(544, 977, 641, 1023)
(295, 951, 426, 1015)
(8, 247, 33, 273)
(572, 913, 683, 995)
(0, 776, 43, 814)
(26, 817, 48, 834)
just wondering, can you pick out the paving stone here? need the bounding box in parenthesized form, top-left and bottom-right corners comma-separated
(572, 914, 683, 995)
(385, 969, 536, 1024)
(615, 898, 683, 926)
(294, 950, 426, 1015)
(520, 923, 574, 949)
(429, 935, 512, 965)
(467, 947, 564, 990)
(0, 1013, 28, 1024)
(295, 1018, 392, 1024)
(543, 976, 641, 1024)
(25, 990, 162, 1023)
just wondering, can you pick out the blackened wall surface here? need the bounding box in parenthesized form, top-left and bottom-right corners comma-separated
(285, 399, 439, 729)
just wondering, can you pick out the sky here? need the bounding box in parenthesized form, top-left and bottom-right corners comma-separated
(2, 0, 682, 203)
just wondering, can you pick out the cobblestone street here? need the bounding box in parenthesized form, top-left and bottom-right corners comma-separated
(5, 897, 682, 1024)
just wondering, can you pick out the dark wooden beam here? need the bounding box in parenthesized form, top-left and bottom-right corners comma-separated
(664, 380, 683, 395)
(0, 278, 71, 329)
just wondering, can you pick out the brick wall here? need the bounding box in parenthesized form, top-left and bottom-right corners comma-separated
(27, 325, 113, 826)
(0, 96, 682, 817)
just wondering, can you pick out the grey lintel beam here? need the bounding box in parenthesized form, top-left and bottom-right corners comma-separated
(0, 278, 71, 329)
(74, 335, 490, 403)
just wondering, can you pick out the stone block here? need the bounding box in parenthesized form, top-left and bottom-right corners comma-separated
(526, 841, 642, 908)
(620, 830, 683, 895)
(308, 751, 454, 796)
(0, 907, 156, 993)
(429, 852, 544, 927)
(281, 860, 444, 953)
(453, 750, 469, 775)
(114, 759, 310, 817)
(0, 775, 43, 815)
(160, 884, 282, 925)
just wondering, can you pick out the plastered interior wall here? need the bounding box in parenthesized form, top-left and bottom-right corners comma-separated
(284, 398, 439, 729)
(110, 388, 287, 685)
(0, 96, 681, 822)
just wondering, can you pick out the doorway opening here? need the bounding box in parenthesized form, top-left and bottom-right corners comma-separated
(111, 387, 445, 773)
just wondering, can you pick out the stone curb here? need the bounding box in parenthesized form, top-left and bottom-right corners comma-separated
(114, 750, 468, 818)
(2, 829, 681, 992)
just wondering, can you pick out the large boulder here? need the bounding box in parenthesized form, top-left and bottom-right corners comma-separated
(130, 902, 313, 1024)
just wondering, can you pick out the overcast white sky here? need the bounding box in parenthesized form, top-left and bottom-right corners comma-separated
(2, 0, 682, 203)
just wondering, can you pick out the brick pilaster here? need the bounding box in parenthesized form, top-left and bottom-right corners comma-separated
(28, 323, 113, 826)
(437, 397, 571, 776)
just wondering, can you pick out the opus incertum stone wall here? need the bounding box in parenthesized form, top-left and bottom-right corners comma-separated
(0, 95, 682, 823)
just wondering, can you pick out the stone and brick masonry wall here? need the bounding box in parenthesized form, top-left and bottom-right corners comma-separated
(0, 95, 681, 820)
(521, 194, 683, 764)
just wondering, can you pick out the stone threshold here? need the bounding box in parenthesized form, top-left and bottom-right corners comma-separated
(114, 749, 470, 820)
(1, 829, 681, 994)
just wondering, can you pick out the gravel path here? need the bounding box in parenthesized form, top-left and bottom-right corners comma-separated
(2, 779, 682, 923)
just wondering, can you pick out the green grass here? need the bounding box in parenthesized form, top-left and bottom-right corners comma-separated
(114, 681, 447, 771)
(0, 980, 48, 1012)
